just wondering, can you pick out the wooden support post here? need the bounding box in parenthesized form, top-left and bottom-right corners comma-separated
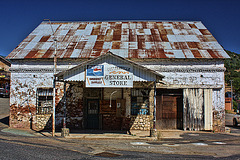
(63, 81, 66, 128)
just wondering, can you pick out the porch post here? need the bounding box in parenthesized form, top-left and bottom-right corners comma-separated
(183, 89, 186, 131)
(61, 81, 69, 137)
(154, 81, 157, 133)
(63, 81, 66, 128)
(151, 81, 157, 137)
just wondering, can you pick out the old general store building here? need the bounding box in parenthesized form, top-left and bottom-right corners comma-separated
(6, 21, 230, 135)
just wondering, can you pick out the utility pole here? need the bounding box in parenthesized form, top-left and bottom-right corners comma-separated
(230, 80, 233, 111)
(44, 19, 57, 136)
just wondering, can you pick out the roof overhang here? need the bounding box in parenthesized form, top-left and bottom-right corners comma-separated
(56, 51, 164, 86)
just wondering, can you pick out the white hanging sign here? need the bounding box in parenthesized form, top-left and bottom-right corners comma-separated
(86, 64, 133, 88)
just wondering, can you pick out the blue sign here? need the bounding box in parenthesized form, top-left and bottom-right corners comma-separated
(87, 65, 104, 76)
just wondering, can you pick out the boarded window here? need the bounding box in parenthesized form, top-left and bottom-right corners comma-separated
(131, 88, 150, 115)
(36, 88, 53, 114)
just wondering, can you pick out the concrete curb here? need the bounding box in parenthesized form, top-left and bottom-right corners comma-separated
(1, 128, 36, 137)
(40, 131, 157, 140)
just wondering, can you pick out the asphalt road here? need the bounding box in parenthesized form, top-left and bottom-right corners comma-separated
(0, 136, 239, 160)
(0, 98, 240, 159)
(0, 138, 91, 160)
(226, 113, 240, 134)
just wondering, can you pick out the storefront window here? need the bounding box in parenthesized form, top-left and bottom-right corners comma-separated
(36, 88, 53, 114)
(131, 88, 150, 115)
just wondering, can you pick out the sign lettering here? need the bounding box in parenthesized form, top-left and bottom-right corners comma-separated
(86, 64, 133, 88)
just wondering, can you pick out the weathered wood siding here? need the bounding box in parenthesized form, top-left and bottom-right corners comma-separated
(204, 89, 213, 130)
(183, 88, 204, 131)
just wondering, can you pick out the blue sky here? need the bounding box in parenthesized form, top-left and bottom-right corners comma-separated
(0, 0, 239, 57)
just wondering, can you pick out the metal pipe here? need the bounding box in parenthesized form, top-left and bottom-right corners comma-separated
(110, 90, 118, 108)
(230, 80, 233, 111)
(63, 81, 66, 128)
(52, 78, 56, 136)
(44, 19, 57, 136)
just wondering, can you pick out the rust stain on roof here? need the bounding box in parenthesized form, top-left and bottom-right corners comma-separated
(189, 23, 197, 29)
(42, 50, 54, 58)
(93, 41, 104, 50)
(6, 21, 230, 59)
(191, 50, 202, 58)
(25, 51, 38, 59)
(199, 29, 212, 35)
(39, 36, 50, 42)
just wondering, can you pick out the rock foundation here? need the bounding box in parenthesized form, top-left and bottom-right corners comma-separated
(130, 115, 152, 131)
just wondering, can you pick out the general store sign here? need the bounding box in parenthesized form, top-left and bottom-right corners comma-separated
(86, 64, 133, 88)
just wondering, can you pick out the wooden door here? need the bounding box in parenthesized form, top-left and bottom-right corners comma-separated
(156, 90, 183, 130)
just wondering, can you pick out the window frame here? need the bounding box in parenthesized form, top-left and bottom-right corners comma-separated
(36, 88, 53, 115)
(131, 88, 150, 115)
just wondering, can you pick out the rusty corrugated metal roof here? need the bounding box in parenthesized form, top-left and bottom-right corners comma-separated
(6, 21, 230, 59)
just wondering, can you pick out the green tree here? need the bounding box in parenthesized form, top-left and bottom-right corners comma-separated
(225, 50, 240, 100)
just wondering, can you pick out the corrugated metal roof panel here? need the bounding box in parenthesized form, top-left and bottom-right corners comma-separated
(195, 22, 207, 29)
(199, 50, 212, 58)
(6, 21, 230, 59)
(182, 49, 195, 58)
(14, 50, 30, 59)
(167, 35, 177, 42)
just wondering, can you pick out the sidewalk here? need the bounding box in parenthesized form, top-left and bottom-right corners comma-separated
(1, 128, 36, 137)
(39, 129, 186, 140)
(1, 127, 240, 142)
(40, 131, 156, 140)
(1, 127, 240, 159)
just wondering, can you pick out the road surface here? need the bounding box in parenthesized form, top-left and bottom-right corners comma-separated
(0, 98, 240, 159)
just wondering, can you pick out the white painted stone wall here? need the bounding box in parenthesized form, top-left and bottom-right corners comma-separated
(140, 60, 225, 87)
(142, 60, 226, 116)
(10, 71, 54, 129)
(140, 59, 226, 131)
(9, 59, 226, 131)
(10, 72, 54, 106)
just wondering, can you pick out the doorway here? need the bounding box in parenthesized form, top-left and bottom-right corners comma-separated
(86, 99, 99, 129)
(156, 89, 183, 130)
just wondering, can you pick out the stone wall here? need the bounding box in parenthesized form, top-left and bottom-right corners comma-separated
(9, 59, 226, 132)
(212, 88, 225, 132)
(142, 60, 225, 88)
(35, 114, 52, 130)
(130, 115, 152, 131)
(9, 70, 84, 131)
(55, 82, 84, 130)
(10, 72, 53, 130)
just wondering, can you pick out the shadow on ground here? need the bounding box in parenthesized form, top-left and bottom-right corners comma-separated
(226, 124, 240, 129)
(38, 129, 129, 135)
(0, 116, 9, 126)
